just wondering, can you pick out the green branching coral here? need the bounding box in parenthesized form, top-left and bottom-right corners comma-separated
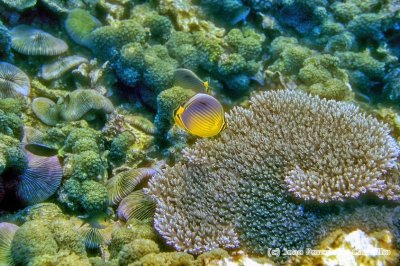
(154, 86, 196, 136)
(224, 28, 264, 61)
(57, 178, 81, 211)
(146, 90, 400, 257)
(117, 44, 177, 93)
(193, 32, 224, 68)
(0, 98, 23, 114)
(65, 151, 104, 181)
(0, 109, 23, 138)
(62, 127, 105, 181)
(64, 128, 103, 153)
(166, 32, 200, 70)
(143, 13, 172, 42)
(336, 50, 385, 80)
(331, 2, 362, 22)
(348, 13, 384, 40)
(298, 54, 352, 100)
(108, 132, 137, 166)
(88, 19, 149, 60)
(80, 180, 108, 213)
(143, 45, 178, 94)
(269, 36, 313, 75)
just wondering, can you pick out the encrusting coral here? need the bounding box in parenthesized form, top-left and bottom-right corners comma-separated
(146, 89, 400, 257)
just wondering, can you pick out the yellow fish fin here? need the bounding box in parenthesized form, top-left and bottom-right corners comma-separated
(203, 81, 211, 94)
(220, 117, 227, 132)
(174, 106, 187, 130)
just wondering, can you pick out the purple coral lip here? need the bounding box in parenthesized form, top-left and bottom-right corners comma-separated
(16, 148, 63, 205)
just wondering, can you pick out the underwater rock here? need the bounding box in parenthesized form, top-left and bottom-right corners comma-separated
(41, 55, 88, 80)
(65, 8, 101, 48)
(0, 0, 36, 11)
(59, 89, 114, 122)
(10, 25, 68, 56)
(31, 97, 61, 126)
(0, 62, 30, 98)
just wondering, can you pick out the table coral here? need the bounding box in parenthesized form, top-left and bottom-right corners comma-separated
(146, 90, 400, 258)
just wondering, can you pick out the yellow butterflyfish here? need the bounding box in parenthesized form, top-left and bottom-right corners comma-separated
(174, 93, 226, 138)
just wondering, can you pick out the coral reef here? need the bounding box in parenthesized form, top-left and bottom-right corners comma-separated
(147, 90, 400, 258)
(0, 0, 399, 264)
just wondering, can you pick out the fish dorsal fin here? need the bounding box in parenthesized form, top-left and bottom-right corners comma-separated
(203, 81, 211, 94)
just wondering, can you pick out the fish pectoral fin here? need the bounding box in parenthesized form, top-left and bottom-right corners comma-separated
(174, 106, 186, 130)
